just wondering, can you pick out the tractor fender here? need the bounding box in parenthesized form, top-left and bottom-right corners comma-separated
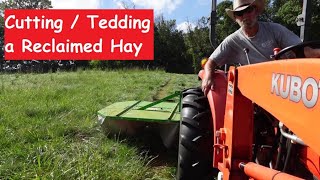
(198, 69, 227, 167)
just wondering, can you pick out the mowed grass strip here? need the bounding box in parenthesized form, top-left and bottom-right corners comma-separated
(0, 69, 200, 179)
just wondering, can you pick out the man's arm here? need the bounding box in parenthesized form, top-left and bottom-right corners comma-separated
(272, 23, 320, 58)
(304, 47, 320, 58)
(201, 59, 218, 96)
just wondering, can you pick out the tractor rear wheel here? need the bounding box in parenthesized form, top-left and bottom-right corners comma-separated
(177, 88, 217, 180)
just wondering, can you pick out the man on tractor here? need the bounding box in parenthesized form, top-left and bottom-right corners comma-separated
(201, 0, 320, 95)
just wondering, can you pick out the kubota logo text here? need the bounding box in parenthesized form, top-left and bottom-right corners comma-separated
(271, 73, 319, 108)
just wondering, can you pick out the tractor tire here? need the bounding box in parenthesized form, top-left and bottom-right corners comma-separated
(177, 87, 217, 180)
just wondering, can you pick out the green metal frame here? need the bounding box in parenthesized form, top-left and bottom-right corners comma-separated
(98, 91, 182, 123)
(138, 91, 181, 110)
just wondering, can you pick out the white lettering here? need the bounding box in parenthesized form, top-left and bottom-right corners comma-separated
(69, 43, 82, 53)
(280, 75, 290, 99)
(5, 15, 15, 29)
(141, 19, 150, 33)
(272, 73, 320, 108)
(111, 39, 123, 53)
(86, 14, 150, 33)
(124, 43, 133, 53)
(271, 73, 280, 95)
(301, 78, 318, 108)
(133, 43, 142, 57)
(289, 76, 302, 103)
(83, 43, 92, 52)
(5, 43, 14, 53)
(111, 39, 142, 57)
(21, 38, 103, 53)
(43, 43, 51, 53)
(93, 39, 102, 53)
(22, 39, 33, 52)
(5, 15, 63, 33)
(99, 19, 107, 28)
(108, 15, 117, 29)
(33, 43, 42, 53)
(87, 15, 99, 29)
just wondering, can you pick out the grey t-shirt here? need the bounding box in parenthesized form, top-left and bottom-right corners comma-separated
(209, 21, 302, 66)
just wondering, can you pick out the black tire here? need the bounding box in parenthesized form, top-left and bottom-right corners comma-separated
(177, 87, 218, 180)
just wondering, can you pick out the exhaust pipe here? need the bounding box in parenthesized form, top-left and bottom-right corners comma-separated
(210, 0, 217, 47)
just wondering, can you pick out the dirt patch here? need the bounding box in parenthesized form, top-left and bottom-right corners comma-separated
(152, 78, 172, 100)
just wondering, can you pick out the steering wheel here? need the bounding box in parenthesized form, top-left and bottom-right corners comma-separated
(274, 40, 320, 60)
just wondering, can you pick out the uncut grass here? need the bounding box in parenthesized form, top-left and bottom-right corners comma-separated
(0, 69, 200, 179)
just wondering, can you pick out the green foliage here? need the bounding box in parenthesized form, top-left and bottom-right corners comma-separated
(216, 1, 239, 44)
(0, 0, 52, 9)
(154, 15, 193, 73)
(182, 0, 239, 73)
(0, 17, 4, 61)
(184, 17, 213, 73)
(259, 0, 274, 21)
(308, 0, 320, 40)
(271, 0, 320, 40)
(0, 70, 200, 179)
(84, 15, 194, 73)
(0, 0, 52, 60)
(274, 0, 301, 35)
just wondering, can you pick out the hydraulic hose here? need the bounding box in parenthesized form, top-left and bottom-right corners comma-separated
(279, 122, 306, 146)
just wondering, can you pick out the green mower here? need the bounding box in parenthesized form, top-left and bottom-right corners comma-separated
(97, 91, 182, 149)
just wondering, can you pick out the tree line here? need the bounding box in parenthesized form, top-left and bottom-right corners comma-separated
(0, 0, 319, 74)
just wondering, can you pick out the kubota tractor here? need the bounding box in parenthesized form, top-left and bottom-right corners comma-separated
(176, 0, 320, 179)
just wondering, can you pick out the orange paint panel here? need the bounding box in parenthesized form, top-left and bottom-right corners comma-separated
(199, 69, 228, 168)
(218, 67, 254, 180)
(237, 58, 320, 156)
(299, 147, 320, 179)
(243, 162, 304, 180)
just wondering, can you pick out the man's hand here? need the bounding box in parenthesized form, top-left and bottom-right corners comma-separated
(202, 75, 215, 96)
(304, 47, 320, 58)
(201, 59, 217, 96)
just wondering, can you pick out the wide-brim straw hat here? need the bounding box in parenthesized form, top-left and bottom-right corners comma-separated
(225, 0, 265, 21)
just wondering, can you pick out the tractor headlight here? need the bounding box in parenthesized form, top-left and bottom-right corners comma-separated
(201, 58, 208, 68)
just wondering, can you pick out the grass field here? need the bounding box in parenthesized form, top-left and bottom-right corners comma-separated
(0, 69, 200, 179)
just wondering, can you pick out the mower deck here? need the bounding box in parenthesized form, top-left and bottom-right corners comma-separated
(98, 100, 180, 123)
(97, 92, 182, 148)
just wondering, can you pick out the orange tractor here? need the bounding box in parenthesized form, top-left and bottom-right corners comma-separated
(177, 57, 320, 180)
(176, 0, 320, 179)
